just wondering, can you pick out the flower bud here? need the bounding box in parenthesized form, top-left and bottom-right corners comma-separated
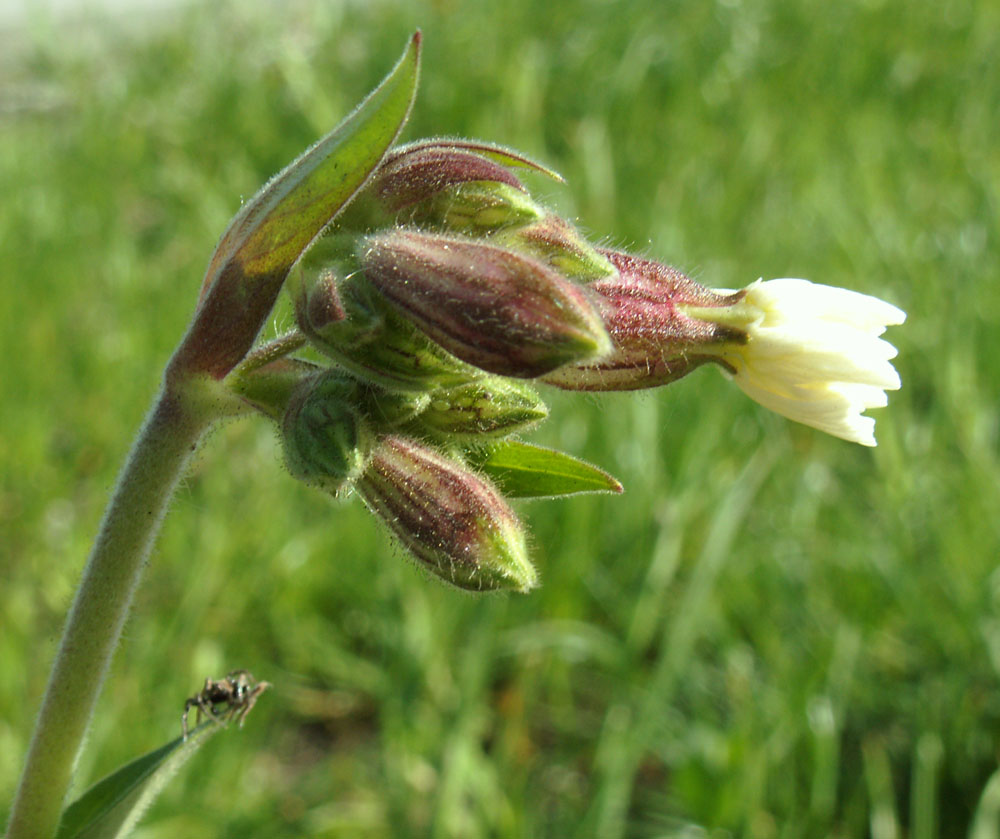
(363, 387, 432, 428)
(544, 250, 743, 391)
(286, 235, 378, 341)
(359, 229, 612, 378)
(230, 357, 323, 422)
(282, 373, 372, 495)
(372, 143, 528, 214)
(288, 242, 476, 392)
(357, 436, 537, 592)
(491, 214, 615, 282)
(412, 180, 543, 233)
(336, 140, 550, 233)
(416, 377, 548, 438)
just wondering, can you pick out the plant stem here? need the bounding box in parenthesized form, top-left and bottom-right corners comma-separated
(6, 385, 217, 839)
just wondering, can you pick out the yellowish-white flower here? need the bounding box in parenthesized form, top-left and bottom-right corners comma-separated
(685, 279, 906, 446)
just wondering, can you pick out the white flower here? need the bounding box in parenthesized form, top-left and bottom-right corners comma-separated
(693, 279, 906, 446)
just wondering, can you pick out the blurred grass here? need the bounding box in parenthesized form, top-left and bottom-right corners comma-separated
(1, 0, 998, 836)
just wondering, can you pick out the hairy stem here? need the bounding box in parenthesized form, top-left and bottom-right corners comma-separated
(232, 329, 307, 376)
(6, 384, 217, 839)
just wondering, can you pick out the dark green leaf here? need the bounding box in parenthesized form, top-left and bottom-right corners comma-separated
(471, 441, 623, 498)
(56, 725, 223, 839)
(202, 31, 422, 289)
(177, 32, 422, 378)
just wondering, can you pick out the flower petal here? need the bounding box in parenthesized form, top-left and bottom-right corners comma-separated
(709, 278, 906, 445)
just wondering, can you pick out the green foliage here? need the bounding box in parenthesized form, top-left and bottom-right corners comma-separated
(470, 442, 623, 498)
(1, 0, 997, 837)
(56, 727, 220, 839)
(175, 30, 418, 379)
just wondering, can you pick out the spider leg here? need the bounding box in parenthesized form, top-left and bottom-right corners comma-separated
(181, 698, 197, 740)
(235, 681, 271, 728)
(199, 695, 225, 727)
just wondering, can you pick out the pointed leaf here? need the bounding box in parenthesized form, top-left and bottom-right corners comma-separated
(175, 32, 422, 379)
(56, 724, 223, 839)
(470, 441, 623, 498)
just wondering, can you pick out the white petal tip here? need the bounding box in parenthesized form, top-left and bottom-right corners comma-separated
(723, 277, 904, 446)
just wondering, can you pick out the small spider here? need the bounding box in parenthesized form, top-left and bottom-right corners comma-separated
(181, 669, 271, 741)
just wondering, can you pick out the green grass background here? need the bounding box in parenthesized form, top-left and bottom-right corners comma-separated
(1, 0, 997, 836)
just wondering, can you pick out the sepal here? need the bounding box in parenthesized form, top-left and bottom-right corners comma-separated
(544, 249, 743, 391)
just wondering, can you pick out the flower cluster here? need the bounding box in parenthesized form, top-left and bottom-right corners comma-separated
(234, 138, 905, 591)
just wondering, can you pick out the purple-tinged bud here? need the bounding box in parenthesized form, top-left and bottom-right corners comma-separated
(336, 140, 556, 233)
(543, 250, 745, 391)
(303, 265, 347, 332)
(360, 229, 612, 378)
(288, 240, 477, 392)
(282, 373, 373, 496)
(416, 377, 548, 438)
(491, 215, 615, 282)
(356, 436, 537, 592)
(286, 236, 378, 341)
(371, 144, 527, 213)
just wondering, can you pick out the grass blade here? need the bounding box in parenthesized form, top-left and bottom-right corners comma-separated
(56, 724, 223, 839)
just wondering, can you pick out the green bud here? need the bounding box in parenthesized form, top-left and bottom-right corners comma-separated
(408, 180, 544, 233)
(282, 373, 372, 495)
(229, 357, 323, 422)
(491, 214, 615, 282)
(416, 377, 548, 438)
(363, 387, 432, 428)
(357, 436, 537, 592)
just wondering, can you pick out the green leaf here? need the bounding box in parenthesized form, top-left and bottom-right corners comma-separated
(177, 32, 422, 379)
(55, 724, 224, 839)
(471, 441, 623, 498)
(204, 31, 421, 286)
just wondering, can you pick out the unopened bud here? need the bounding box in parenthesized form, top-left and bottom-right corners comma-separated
(357, 436, 537, 592)
(289, 243, 476, 392)
(363, 387, 432, 428)
(409, 180, 543, 233)
(282, 373, 372, 495)
(491, 215, 614, 282)
(286, 236, 377, 340)
(230, 357, 323, 422)
(374, 142, 523, 205)
(417, 377, 548, 438)
(337, 140, 546, 233)
(360, 229, 612, 378)
(544, 250, 743, 391)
